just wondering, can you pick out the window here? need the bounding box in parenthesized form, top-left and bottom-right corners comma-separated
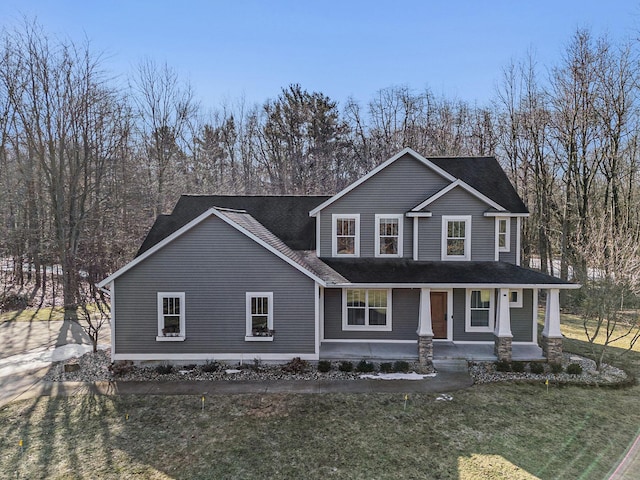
(465, 289, 494, 332)
(157, 292, 185, 341)
(343, 289, 392, 331)
(497, 218, 510, 252)
(246, 292, 274, 341)
(375, 214, 403, 257)
(442, 216, 471, 260)
(509, 289, 523, 308)
(332, 214, 360, 257)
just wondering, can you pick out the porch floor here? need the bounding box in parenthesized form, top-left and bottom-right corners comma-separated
(319, 342, 545, 362)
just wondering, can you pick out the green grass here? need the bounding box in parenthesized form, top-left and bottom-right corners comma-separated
(1, 381, 639, 479)
(0, 305, 102, 323)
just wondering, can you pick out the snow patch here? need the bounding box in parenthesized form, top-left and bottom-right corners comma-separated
(225, 369, 242, 374)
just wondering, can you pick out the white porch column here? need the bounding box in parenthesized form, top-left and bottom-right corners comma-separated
(542, 288, 563, 363)
(418, 287, 433, 336)
(417, 287, 434, 365)
(494, 288, 513, 361)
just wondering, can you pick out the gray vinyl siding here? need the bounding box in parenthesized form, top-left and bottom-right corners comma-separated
(417, 188, 496, 261)
(498, 218, 518, 264)
(323, 288, 418, 340)
(511, 289, 534, 342)
(452, 288, 534, 342)
(318, 153, 450, 257)
(114, 216, 316, 355)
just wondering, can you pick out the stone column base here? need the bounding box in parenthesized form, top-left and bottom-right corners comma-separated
(494, 336, 512, 362)
(542, 335, 563, 364)
(418, 335, 433, 366)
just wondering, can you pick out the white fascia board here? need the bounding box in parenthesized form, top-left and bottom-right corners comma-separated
(484, 211, 530, 217)
(308, 147, 456, 216)
(99, 208, 327, 288)
(321, 339, 417, 344)
(406, 212, 432, 217)
(412, 179, 506, 212)
(332, 282, 581, 289)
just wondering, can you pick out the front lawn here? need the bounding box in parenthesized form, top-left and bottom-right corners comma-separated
(1, 381, 639, 479)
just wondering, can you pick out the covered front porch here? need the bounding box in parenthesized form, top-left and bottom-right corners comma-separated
(319, 341, 545, 362)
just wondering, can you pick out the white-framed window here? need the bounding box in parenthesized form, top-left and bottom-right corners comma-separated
(342, 288, 392, 331)
(332, 214, 360, 257)
(497, 218, 510, 253)
(375, 214, 403, 257)
(465, 288, 494, 332)
(509, 289, 523, 308)
(246, 292, 274, 341)
(442, 215, 471, 260)
(156, 292, 186, 341)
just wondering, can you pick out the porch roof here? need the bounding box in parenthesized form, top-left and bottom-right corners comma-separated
(319, 258, 577, 287)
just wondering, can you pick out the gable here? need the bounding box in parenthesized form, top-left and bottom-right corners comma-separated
(411, 180, 505, 212)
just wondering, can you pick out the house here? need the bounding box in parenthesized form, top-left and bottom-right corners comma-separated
(98, 148, 578, 365)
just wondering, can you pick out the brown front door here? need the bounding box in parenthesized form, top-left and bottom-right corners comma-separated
(431, 292, 448, 339)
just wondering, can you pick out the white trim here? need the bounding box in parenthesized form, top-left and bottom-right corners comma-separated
(315, 282, 321, 356)
(245, 292, 274, 339)
(411, 179, 506, 212)
(532, 288, 539, 343)
(509, 288, 523, 308)
(112, 353, 320, 361)
(342, 288, 392, 331)
(513, 341, 539, 345)
(331, 214, 360, 257)
(405, 212, 432, 218)
(99, 208, 327, 288)
(375, 214, 403, 258)
(157, 292, 186, 340)
(316, 214, 321, 257)
(412, 216, 419, 261)
(452, 340, 494, 345)
(109, 282, 115, 362)
(441, 215, 472, 261)
(429, 289, 453, 341)
(465, 288, 495, 333)
(495, 288, 513, 338)
(516, 217, 522, 266)
(417, 287, 433, 336)
(332, 282, 580, 289)
(543, 288, 562, 338)
(309, 148, 456, 216)
(483, 211, 529, 217)
(496, 217, 510, 255)
(321, 339, 416, 344)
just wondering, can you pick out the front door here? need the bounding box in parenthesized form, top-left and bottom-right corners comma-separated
(431, 292, 448, 339)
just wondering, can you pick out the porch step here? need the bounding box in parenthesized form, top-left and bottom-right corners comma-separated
(432, 359, 469, 373)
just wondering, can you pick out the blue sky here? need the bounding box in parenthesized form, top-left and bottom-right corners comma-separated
(1, 1, 638, 109)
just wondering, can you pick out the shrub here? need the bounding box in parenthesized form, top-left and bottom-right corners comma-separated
(529, 362, 545, 374)
(338, 361, 353, 372)
(251, 357, 263, 371)
(380, 362, 393, 373)
(0, 293, 30, 312)
(201, 361, 220, 373)
(155, 364, 173, 375)
(511, 361, 525, 373)
(495, 360, 512, 372)
(566, 363, 583, 375)
(110, 360, 134, 376)
(393, 360, 410, 373)
(282, 357, 309, 374)
(317, 360, 331, 373)
(182, 364, 197, 371)
(356, 360, 375, 373)
(550, 363, 564, 374)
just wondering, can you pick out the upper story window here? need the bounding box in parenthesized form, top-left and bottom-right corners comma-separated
(497, 218, 510, 252)
(332, 214, 360, 257)
(156, 292, 186, 341)
(343, 288, 392, 331)
(375, 214, 403, 257)
(465, 288, 494, 332)
(246, 292, 274, 341)
(442, 215, 471, 261)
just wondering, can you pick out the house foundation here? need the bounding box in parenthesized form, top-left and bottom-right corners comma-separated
(494, 336, 512, 362)
(418, 335, 433, 365)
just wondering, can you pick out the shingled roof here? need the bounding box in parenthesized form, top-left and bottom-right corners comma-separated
(137, 195, 330, 256)
(320, 258, 574, 286)
(430, 157, 528, 213)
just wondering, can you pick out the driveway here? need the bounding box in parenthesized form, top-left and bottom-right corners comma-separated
(0, 319, 111, 406)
